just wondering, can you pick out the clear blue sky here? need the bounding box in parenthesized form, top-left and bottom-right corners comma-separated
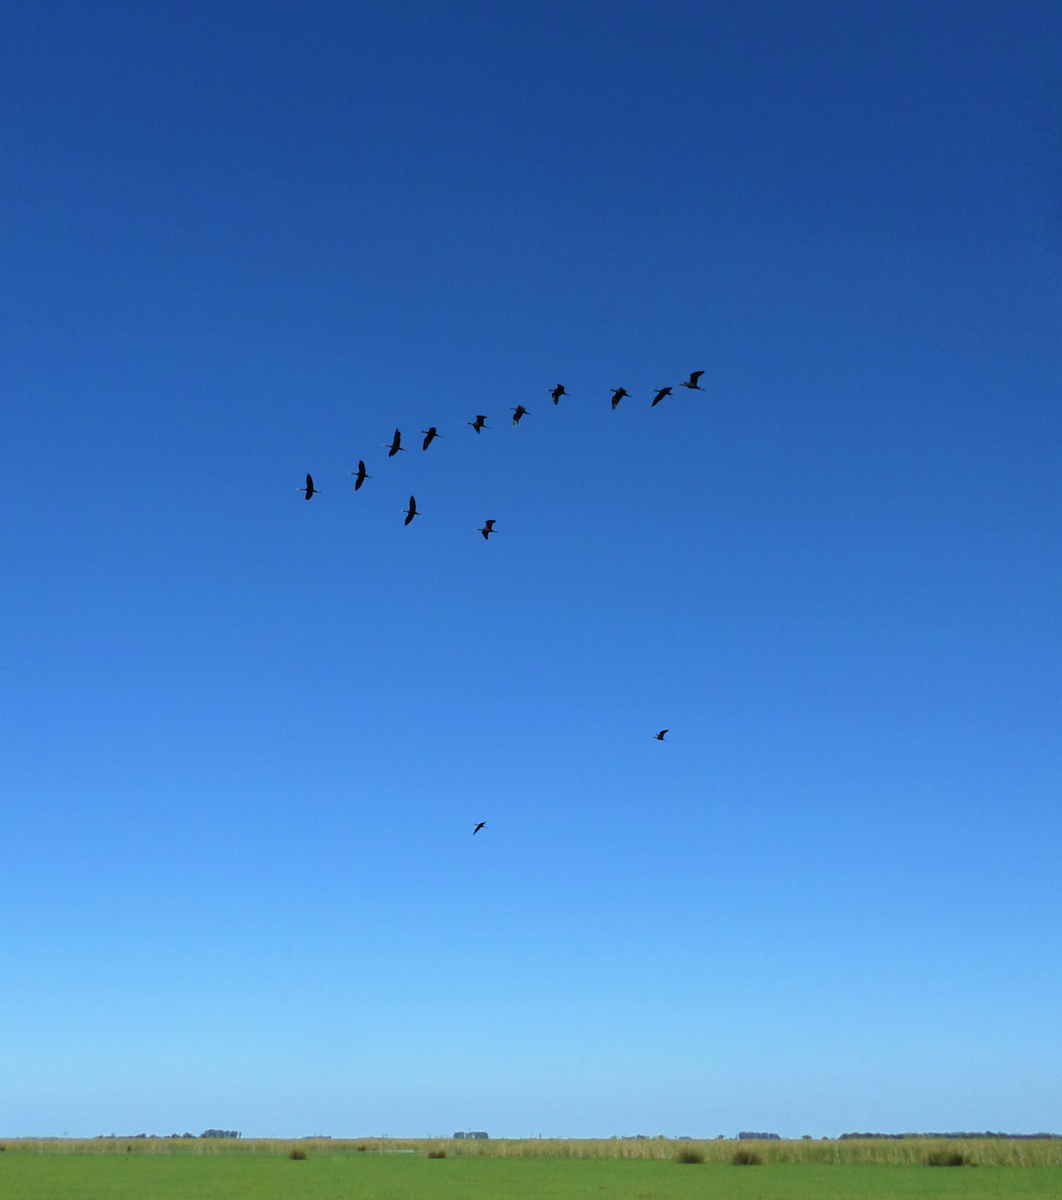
(1, 0, 1060, 1139)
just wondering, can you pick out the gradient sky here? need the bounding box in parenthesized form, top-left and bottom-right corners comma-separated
(1, 0, 1061, 1139)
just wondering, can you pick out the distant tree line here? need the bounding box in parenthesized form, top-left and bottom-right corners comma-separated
(839, 1132, 1059, 1140)
(101, 1130, 241, 1140)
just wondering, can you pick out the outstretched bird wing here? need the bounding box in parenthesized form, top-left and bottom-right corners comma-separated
(473, 822, 486, 835)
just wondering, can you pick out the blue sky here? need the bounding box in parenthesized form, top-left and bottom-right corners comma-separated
(1, 0, 1061, 1138)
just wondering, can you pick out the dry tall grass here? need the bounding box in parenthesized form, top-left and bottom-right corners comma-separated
(2, 1136, 1060, 1166)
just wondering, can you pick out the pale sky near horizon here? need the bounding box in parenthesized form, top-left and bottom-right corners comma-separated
(1, 0, 1061, 1138)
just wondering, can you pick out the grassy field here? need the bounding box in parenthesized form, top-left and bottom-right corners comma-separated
(1, 1139, 1061, 1200)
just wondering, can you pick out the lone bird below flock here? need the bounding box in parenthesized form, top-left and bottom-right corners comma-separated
(468, 414, 488, 433)
(299, 474, 318, 499)
(654, 729, 668, 741)
(611, 388, 629, 410)
(479, 519, 496, 540)
(510, 405, 528, 425)
(386, 429, 405, 456)
(350, 460, 371, 490)
(404, 496, 418, 525)
(651, 387, 672, 407)
(550, 384, 566, 404)
(473, 821, 486, 835)
(420, 427, 440, 450)
(680, 371, 705, 391)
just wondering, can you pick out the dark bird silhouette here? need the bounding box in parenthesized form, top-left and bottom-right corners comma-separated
(651, 387, 672, 407)
(611, 388, 629, 410)
(420, 427, 441, 450)
(680, 371, 705, 391)
(473, 821, 486, 835)
(479, 519, 496, 540)
(653, 729, 668, 741)
(298, 474, 318, 499)
(403, 495, 418, 525)
(510, 405, 528, 425)
(468, 414, 488, 433)
(550, 384, 566, 405)
(350, 460, 371, 490)
(386, 429, 406, 456)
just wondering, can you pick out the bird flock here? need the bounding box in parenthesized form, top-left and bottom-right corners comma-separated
(298, 369, 704, 833)
(297, 370, 706, 543)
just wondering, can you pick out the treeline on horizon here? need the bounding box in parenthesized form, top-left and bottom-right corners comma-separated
(85, 1131, 1062, 1144)
(839, 1132, 1060, 1140)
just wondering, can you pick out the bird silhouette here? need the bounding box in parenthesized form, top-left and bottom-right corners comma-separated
(680, 371, 705, 390)
(420, 427, 441, 450)
(403, 495, 418, 525)
(468, 414, 488, 433)
(550, 384, 566, 405)
(651, 387, 672, 407)
(653, 729, 668, 741)
(479, 519, 496, 540)
(298, 474, 318, 499)
(473, 821, 486, 835)
(386, 429, 406, 456)
(510, 405, 528, 425)
(611, 388, 629, 410)
(350, 460, 371, 490)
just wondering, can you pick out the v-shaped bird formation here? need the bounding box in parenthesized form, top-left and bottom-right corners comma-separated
(298, 372, 707, 550)
(297, 373, 704, 785)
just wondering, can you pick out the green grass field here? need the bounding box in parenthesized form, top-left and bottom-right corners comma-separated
(2, 1140, 1061, 1200)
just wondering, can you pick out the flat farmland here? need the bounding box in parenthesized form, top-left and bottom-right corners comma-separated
(1, 1141, 1061, 1200)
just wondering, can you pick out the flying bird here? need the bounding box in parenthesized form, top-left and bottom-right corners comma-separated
(479, 519, 496, 540)
(298, 474, 318, 499)
(680, 371, 705, 391)
(473, 821, 486, 835)
(350, 460, 371, 490)
(550, 384, 566, 405)
(386, 429, 406, 456)
(468, 414, 488, 433)
(653, 729, 668, 741)
(403, 495, 418, 525)
(510, 405, 528, 425)
(611, 388, 629, 410)
(651, 387, 672, 407)
(420, 427, 440, 450)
